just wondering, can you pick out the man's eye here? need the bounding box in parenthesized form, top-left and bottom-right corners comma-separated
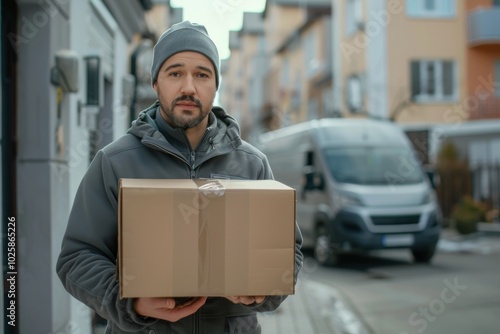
(197, 73, 209, 78)
(169, 72, 181, 77)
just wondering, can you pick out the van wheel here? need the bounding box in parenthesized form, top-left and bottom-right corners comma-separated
(314, 226, 339, 266)
(411, 245, 436, 263)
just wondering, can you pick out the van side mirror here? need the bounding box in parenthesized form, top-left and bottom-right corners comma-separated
(302, 166, 325, 191)
(423, 166, 439, 189)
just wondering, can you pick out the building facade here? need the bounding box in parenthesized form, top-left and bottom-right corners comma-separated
(221, 0, 500, 133)
(466, 0, 500, 120)
(334, 0, 466, 122)
(0, 0, 176, 332)
(220, 0, 332, 139)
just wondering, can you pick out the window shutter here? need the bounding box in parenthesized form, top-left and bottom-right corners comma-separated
(442, 61, 454, 97)
(494, 60, 500, 97)
(410, 61, 421, 100)
(426, 62, 436, 95)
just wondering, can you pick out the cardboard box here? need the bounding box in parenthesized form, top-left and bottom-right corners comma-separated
(118, 178, 296, 299)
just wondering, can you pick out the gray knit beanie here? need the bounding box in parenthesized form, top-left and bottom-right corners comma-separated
(151, 21, 220, 89)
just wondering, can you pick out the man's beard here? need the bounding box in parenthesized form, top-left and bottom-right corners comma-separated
(159, 95, 210, 130)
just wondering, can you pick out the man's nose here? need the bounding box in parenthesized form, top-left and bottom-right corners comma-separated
(180, 75, 196, 95)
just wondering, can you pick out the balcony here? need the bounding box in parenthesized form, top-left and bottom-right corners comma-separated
(469, 7, 500, 46)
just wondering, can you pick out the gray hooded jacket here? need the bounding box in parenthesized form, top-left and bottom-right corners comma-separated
(56, 102, 303, 333)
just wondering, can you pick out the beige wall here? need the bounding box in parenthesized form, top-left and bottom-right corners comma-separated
(144, 4, 170, 36)
(220, 45, 244, 121)
(264, 5, 306, 55)
(298, 18, 332, 122)
(263, 4, 307, 125)
(240, 32, 260, 129)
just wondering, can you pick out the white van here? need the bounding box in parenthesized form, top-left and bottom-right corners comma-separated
(257, 118, 441, 265)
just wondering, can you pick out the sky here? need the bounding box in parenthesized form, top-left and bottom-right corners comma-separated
(170, 0, 267, 59)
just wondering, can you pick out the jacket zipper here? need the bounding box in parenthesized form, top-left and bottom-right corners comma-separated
(190, 151, 196, 179)
(143, 138, 231, 178)
(195, 310, 200, 334)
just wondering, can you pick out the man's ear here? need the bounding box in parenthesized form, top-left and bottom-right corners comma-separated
(152, 82, 158, 94)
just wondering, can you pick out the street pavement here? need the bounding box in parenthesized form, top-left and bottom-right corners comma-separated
(94, 224, 499, 334)
(258, 224, 500, 334)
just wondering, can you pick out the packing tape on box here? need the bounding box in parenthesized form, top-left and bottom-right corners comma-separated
(196, 179, 227, 295)
(171, 179, 251, 296)
(197, 179, 226, 198)
(196, 179, 251, 296)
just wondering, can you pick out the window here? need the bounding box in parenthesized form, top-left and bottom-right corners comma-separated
(308, 99, 318, 120)
(346, 0, 363, 35)
(324, 147, 424, 185)
(304, 30, 319, 77)
(411, 60, 457, 102)
(406, 0, 456, 18)
(280, 57, 289, 88)
(347, 75, 363, 112)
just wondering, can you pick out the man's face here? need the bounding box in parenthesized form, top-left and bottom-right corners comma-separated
(153, 51, 217, 130)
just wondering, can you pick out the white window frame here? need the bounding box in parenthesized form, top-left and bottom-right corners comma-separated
(304, 30, 320, 78)
(347, 74, 363, 113)
(406, 0, 456, 19)
(411, 59, 458, 103)
(346, 0, 363, 36)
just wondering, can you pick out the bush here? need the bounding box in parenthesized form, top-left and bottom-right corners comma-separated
(450, 196, 487, 235)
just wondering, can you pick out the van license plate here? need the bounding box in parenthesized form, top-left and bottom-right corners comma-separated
(382, 234, 414, 247)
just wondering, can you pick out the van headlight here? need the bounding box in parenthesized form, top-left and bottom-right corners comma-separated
(421, 192, 432, 205)
(338, 193, 364, 207)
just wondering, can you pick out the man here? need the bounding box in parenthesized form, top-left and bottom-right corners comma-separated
(57, 21, 303, 333)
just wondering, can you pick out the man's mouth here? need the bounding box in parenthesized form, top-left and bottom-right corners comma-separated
(174, 96, 201, 110)
(176, 102, 198, 108)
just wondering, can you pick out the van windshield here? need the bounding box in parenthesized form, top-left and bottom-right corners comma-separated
(324, 147, 424, 185)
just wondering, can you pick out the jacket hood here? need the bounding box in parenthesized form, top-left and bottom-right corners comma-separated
(128, 101, 242, 152)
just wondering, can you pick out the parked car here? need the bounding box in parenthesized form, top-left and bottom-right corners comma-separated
(256, 118, 442, 265)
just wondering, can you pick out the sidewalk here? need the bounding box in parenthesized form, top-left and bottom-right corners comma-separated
(437, 225, 500, 254)
(258, 278, 371, 334)
(259, 226, 500, 334)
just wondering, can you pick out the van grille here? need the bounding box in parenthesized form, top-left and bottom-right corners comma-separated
(371, 215, 420, 226)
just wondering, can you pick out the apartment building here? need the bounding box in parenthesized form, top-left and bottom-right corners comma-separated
(219, 13, 266, 140)
(220, 30, 244, 125)
(220, 0, 332, 137)
(221, 1, 307, 139)
(334, 0, 466, 123)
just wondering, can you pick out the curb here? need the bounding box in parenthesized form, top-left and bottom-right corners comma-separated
(478, 222, 500, 234)
(259, 279, 372, 334)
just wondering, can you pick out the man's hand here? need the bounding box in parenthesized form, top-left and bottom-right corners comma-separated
(225, 296, 266, 305)
(134, 296, 207, 322)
